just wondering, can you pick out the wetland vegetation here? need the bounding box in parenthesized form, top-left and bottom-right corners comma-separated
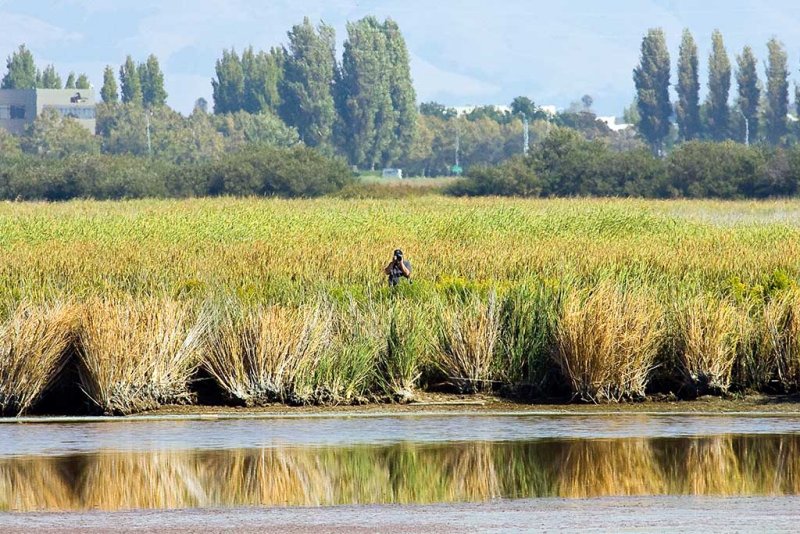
(1, 197, 800, 415)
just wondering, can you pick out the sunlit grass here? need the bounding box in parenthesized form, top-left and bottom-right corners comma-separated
(0, 197, 799, 412)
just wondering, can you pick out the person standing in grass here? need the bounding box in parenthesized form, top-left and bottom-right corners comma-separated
(385, 249, 412, 287)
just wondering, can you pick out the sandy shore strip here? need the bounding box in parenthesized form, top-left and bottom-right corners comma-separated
(3, 392, 800, 423)
(2, 496, 799, 533)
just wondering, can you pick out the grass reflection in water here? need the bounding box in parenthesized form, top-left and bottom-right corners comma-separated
(3, 434, 800, 512)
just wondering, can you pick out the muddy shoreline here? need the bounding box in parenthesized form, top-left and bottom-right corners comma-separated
(4, 392, 800, 421)
(3, 497, 799, 533)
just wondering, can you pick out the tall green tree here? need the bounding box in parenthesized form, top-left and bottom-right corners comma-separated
(37, 64, 62, 89)
(383, 18, 417, 164)
(64, 72, 76, 89)
(241, 46, 284, 114)
(735, 46, 760, 143)
(675, 29, 700, 140)
(704, 30, 731, 140)
(75, 73, 90, 90)
(119, 55, 143, 105)
(339, 16, 396, 167)
(101, 65, 119, 104)
(140, 54, 167, 107)
(764, 38, 789, 144)
(510, 96, 547, 121)
(633, 28, 671, 155)
(1, 44, 37, 89)
(279, 18, 337, 149)
(211, 49, 244, 114)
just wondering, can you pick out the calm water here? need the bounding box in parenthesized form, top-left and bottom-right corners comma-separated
(3, 414, 800, 512)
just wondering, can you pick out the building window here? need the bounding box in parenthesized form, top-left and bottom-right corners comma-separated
(10, 105, 25, 119)
(44, 105, 95, 120)
(0, 105, 9, 120)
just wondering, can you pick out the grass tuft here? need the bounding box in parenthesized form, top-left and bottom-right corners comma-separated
(77, 297, 206, 415)
(555, 283, 664, 402)
(0, 301, 77, 415)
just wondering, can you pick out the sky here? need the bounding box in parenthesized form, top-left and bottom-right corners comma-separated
(2, 0, 800, 116)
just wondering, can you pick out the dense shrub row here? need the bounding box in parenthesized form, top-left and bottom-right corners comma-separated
(0, 145, 353, 200)
(453, 128, 800, 198)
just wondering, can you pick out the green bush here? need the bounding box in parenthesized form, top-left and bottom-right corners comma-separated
(450, 156, 541, 197)
(0, 145, 353, 201)
(666, 141, 767, 198)
(205, 144, 353, 197)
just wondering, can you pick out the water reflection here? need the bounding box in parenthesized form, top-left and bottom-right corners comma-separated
(4, 435, 800, 511)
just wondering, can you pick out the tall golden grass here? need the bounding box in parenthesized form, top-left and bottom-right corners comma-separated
(434, 292, 500, 392)
(77, 298, 206, 414)
(760, 290, 800, 389)
(674, 295, 749, 394)
(555, 283, 664, 401)
(204, 302, 333, 405)
(0, 302, 77, 415)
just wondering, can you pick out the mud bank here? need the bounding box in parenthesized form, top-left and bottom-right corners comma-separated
(2, 496, 800, 533)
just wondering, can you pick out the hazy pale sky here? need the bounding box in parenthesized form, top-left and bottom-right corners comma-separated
(2, 0, 800, 116)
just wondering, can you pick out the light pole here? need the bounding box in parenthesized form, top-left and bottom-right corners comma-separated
(739, 110, 750, 146)
(520, 113, 529, 156)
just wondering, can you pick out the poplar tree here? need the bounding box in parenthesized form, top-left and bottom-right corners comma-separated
(140, 54, 167, 107)
(211, 49, 244, 114)
(101, 65, 119, 103)
(383, 18, 417, 164)
(704, 30, 731, 140)
(633, 28, 671, 155)
(339, 16, 395, 167)
(1, 44, 36, 89)
(242, 46, 284, 114)
(735, 46, 759, 142)
(764, 38, 789, 144)
(37, 64, 62, 89)
(75, 73, 90, 90)
(675, 29, 700, 141)
(65, 72, 76, 89)
(119, 55, 143, 105)
(280, 18, 337, 149)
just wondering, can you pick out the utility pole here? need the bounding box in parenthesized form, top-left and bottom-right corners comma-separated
(521, 113, 529, 156)
(739, 110, 750, 146)
(455, 127, 460, 167)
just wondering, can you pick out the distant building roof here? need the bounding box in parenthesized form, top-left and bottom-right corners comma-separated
(597, 115, 632, 132)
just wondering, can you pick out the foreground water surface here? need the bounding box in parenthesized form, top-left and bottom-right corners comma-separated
(4, 414, 800, 512)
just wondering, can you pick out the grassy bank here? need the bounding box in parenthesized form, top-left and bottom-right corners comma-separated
(1, 197, 800, 415)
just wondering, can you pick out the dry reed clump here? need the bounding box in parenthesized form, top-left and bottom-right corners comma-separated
(758, 290, 800, 390)
(554, 283, 664, 402)
(204, 302, 333, 406)
(77, 297, 206, 415)
(434, 292, 500, 392)
(0, 302, 77, 415)
(673, 294, 749, 395)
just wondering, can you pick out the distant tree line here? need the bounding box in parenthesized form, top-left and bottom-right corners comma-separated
(2, 44, 90, 90)
(634, 28, 800, 153)
(208, 16, 417, 169)
(454, 127, 800, 199)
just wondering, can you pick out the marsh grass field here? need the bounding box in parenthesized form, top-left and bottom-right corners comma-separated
(2, 195, 800, 415)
